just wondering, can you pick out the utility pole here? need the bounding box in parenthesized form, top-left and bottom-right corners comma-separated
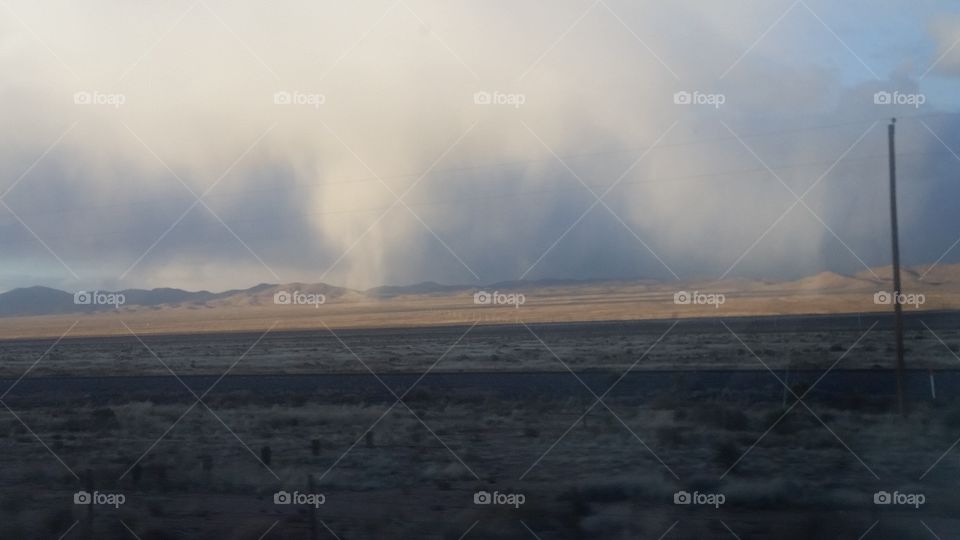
(888, 118, 906, 416)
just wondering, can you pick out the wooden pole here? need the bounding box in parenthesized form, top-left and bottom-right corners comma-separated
(888, 118, 907, 416)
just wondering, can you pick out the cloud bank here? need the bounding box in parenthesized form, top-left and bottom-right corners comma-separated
(1, 0, 959, 291)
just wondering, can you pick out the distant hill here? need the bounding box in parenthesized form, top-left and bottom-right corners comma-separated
(0, 282, 363, 316)
(115, 288, 217, 307)
(780, 271, 879, 291)
(0, 286, 76, 316)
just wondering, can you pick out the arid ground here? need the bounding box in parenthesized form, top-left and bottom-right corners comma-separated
(1, 315, 959, 538)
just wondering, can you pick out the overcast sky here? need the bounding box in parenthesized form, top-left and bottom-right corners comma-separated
(2, 0, 960, 292)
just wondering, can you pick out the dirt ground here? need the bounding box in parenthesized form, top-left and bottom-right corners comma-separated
(1, 385, 958, 539)
(1, 315, 960, 379)
(2, 318, 959, 538)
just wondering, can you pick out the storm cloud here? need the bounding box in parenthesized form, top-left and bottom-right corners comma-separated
(1, 0, 959, 292)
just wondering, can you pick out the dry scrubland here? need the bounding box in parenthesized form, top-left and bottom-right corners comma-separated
(1, 315, 958, 538)
(0, 325, 959, 378)
(1, 388, 959, 538)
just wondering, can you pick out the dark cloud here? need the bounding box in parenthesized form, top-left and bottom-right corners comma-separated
(0, 0, 958, 292)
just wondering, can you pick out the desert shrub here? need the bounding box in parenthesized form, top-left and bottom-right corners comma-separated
(140, 529, 182, 540)
(580, 511, 629, 538)
(712, 435, 741, 467)
(724, 478, 799, 509)
(942, 405, 960, 430)
(404, 388, 436, 404)
(692, 403, 750, 431)
(655, 425, 684, 448)
(91, 407, 120, 430)
(44, 508, 75, 537)
(649, 393, 683, 411)
(0, 522, 27, 539)
(576, 483, 631, 503)
(759, 406, 794, 430)
(0, 493, 25, 514)
(265, 414, 300, 429)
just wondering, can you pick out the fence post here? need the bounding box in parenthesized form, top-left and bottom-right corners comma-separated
(308, 474, 318, 540)
(84, 468, 94, 540)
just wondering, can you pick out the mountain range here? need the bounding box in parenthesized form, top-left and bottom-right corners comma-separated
(0, 264, 958, 339)
(0, 279, 599, 317)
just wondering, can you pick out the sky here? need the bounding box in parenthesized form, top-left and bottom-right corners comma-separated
(1, 0, 960, 292)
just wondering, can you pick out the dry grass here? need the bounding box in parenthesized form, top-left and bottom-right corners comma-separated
(0, 389, 958, 538)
